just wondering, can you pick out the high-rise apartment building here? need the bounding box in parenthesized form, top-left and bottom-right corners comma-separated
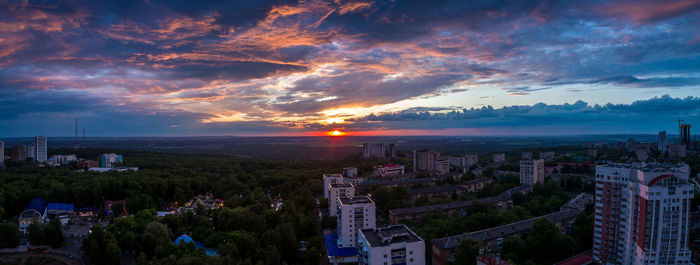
(328, 183, 355, 217)
(389, 143, 397, 158)
(433, 154, 449, 175)
(323, 173, 345, 198)
(679, 124, 691, 151)
(519, 159, 544, 185)
(33, 136, 47, 163)
(336, 196, 376, 248)
(593, 163, 693, 265)
(358, 225, 425, 265)
(363, 143, 386, 158)
(413, 150, 434, 172)
(658, 131, 667, 153)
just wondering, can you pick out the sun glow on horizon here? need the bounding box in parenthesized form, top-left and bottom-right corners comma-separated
(328, 130, 345, 136)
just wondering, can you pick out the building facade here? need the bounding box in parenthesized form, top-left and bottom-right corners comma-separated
(363, 143, 386, 158)
(658, 131, 667, 153)
(329, 183, 355, 217)
(100, 153, 123, 168)
(465, 155, 478, 168)
(337, 196, 376, 248)
(33, 136, 47, 163)
(539, 151, 555, 160)
(493, 153, 505, 164)
(374, 163, 405, 178)
(413, 150, 434, 172)
(358, 225, 425, 265)
(519, 159, 544, 185)
(324, 173, 346, 198)
(593, 163, 693, 265)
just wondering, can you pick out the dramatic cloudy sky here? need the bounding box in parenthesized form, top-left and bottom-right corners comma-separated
(1, 0, 699, 136)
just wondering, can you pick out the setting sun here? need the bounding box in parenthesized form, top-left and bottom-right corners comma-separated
(328, 130, 345, 136)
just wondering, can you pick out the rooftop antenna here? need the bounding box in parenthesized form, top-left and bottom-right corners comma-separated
(74, 117, 78, 149)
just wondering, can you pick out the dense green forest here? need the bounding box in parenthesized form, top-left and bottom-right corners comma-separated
(0, 148, 398, 265)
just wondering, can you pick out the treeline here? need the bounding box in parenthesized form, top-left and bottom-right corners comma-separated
(0, 149, 357, 265)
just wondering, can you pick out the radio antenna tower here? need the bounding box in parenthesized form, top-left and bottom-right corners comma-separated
(74, 117, 78, 149)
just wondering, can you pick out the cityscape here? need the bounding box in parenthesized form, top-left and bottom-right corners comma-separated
(1, 1, 700, 265)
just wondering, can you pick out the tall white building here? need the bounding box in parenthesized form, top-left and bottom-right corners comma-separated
(329, 183, 355, 217)
(519, 159, 544, 185)
(358, 225, 425, 265)
(336, 196, 376, 248)
(593, 163, 693, 265)
(33, 136, 47, 163)
(324, 173, 345, 198)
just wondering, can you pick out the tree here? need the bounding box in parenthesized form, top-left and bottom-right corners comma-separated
(27, 218, 65, 248)
(570, 212, 594, 252)
(500, 236, 526, 264)
(0, 222, 20, 248)
(141, 221, 171, 257)
(451, 238, 481, 265)
(82, 225, 121, 265)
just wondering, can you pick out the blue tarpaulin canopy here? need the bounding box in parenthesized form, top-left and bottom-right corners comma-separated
(324, 233, 358, 257)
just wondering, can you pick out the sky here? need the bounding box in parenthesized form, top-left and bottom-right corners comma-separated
(0, 0, 699, 137)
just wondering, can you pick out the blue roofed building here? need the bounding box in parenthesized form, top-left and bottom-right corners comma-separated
(325, 231, 359, 264)
(19, 198, 47, 233)
(174, 234, 219, 256)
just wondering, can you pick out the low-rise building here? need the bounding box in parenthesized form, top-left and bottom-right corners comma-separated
(358, 225, 425, 265)
(100, 153, 123, 168)
(336, 196, 376, 248)
(465, 155, 478, 168)
(343, 167, 358, 178)
(19, 198, 47, 233)
(586, 149, 597, 159)
(464, 177, 492, 192)
(559, 192, 593, 212)
(492, 153, 505, 164)
(539, 151, 555, 160)
(388, 195, 512, 225)
(355, 178, 437, 194)
(668, 144, 687, 158)
(408, 185, 467, 202)
(430, 209, 581, 265)
(373, 163, 405, 178)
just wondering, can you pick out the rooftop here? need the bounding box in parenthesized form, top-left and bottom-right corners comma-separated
(389, 195, 509, 216)
(357, 177, 436, 187)
(330, 182, 354, 188)
(431, 209, 580, 250)
(408, 185, 466, 195)
(339, 196, 374, 205)
(360, 225, 423, 247)
(464, 177, 492, 185)
(323, 173, 344, 178)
